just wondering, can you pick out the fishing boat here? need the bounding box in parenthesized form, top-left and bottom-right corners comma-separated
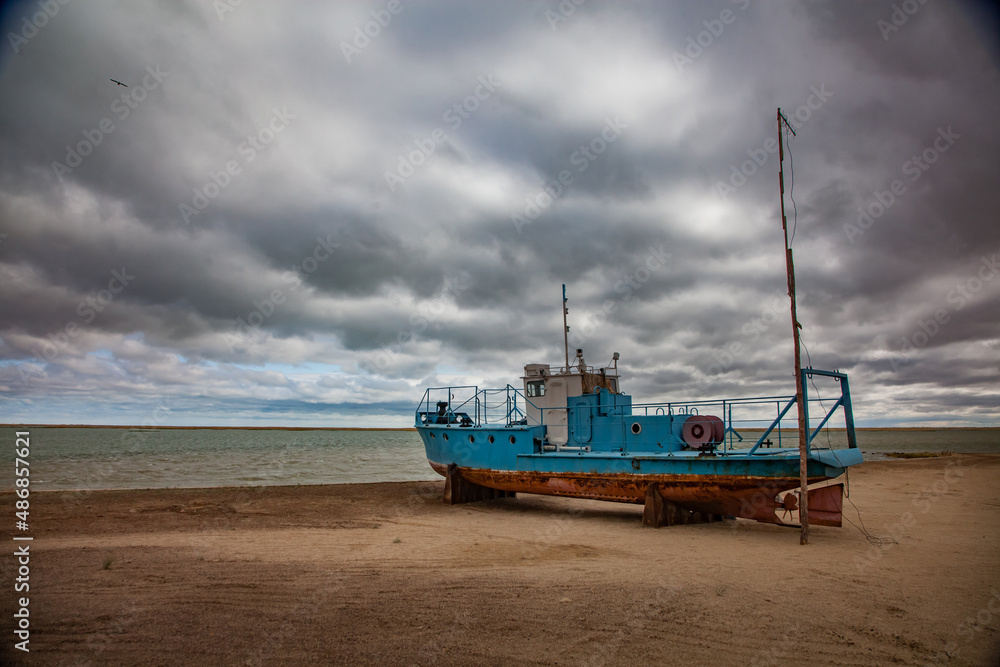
(413, 109, 862, 531)
(414, 345, 861, 527)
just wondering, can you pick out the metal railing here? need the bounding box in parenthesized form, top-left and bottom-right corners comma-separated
(414, 368, 856, 455)
(415, 384, 538, 427)
(625, 368, 855, 454)
(533, 363, 619, 377)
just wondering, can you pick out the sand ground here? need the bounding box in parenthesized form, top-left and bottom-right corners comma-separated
(2, 454, 999, 666)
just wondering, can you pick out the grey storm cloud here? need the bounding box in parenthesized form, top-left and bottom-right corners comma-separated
(0, 0, 997, 426)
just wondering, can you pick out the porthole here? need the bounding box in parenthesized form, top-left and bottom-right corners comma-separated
(443, 433, 449, 441)
(430, 433, 436, 439)
(468, 435, 475, 443)
(509, 435, 516, 444)
(488, 435, 495, 444)
(631, 422, 642, 435)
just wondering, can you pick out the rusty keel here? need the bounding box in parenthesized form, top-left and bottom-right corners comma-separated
(444, 463, 517, 504)
(432, 461, 839, 525)
(642, 484, 723, 528)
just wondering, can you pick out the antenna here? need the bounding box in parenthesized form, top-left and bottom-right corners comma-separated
(778, 108, 809, 546)
(562, 284, 570, 369)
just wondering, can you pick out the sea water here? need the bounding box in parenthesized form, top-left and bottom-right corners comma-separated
(0, 427, 434, 491)
(0, 427, 997, 491)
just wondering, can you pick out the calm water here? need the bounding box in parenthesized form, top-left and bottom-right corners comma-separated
(1, 428, 435, 491)
(1, 427, 997, 491)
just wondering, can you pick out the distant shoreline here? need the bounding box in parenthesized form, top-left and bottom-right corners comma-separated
(0, 424, 417, 431)
(1, 424, 995, 431)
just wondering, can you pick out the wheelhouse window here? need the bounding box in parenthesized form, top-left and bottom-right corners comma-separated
(526, 380, 546, 397)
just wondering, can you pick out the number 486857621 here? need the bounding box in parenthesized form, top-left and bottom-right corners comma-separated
(15, 432, 30, 523)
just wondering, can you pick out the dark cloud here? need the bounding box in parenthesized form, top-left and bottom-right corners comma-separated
(0, 0, 997, 426)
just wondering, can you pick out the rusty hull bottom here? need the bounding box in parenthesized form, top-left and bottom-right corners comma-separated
(429, 461, 830, 525)
(444, 463, 517, 504)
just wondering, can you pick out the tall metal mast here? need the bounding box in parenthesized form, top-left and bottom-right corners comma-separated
(562, 284, 570, 369)
(777, 108, 810, 545)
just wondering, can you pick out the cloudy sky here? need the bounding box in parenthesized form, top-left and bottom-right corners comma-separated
(0, 0, 998, 427)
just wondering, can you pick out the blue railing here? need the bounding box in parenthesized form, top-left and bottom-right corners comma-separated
(415, 384, 538, 427)
(626, 367, 855, 454)
(415, 367, 857, 455)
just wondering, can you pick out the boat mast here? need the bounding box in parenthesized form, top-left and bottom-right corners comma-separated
(562, 284, 570, 369)
(777, 108, 810, 545)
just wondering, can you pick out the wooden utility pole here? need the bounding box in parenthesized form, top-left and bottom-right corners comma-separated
(562, 284, 570, 369)
(777, 108, 810, 545)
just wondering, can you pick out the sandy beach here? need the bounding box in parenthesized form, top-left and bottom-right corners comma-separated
(3, 454, 999, 666)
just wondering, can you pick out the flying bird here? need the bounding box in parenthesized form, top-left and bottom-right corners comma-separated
(110, 79, 128, 87)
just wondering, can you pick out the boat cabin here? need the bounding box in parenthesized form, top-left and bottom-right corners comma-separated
(521, 351, 620, 445)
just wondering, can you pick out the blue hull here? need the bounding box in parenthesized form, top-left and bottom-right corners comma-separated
(415, 368, 862, 524)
